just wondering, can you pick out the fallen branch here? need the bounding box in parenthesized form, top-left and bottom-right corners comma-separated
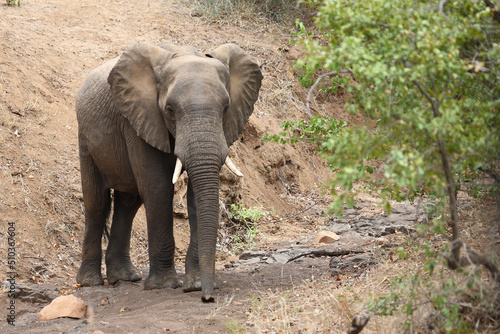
(446, 240, 500, 283)
(285, 249, 370, 264)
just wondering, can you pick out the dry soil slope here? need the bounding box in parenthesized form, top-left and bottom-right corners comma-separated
(0, 0, 341, 288)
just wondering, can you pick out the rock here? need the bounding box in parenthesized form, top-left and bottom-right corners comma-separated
(329, 253, 378, 276)
(15, 311, 39, 326)
(238, 257, 262, 266)
(38, 295, 87, 321)
(375, 237, 389, 245)
(239, 251, 268, 261)
(314, 231, 340, 244)
(271, 252, 290, 264)
(101, 297, 109, 306)
(343, 208, 357, 216)
(11, 283, 59, 304)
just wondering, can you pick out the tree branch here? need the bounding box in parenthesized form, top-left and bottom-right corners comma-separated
(306, 70, 353, 116)
(412, 79, 440, 117)
(478, 166, 500, 183)
(483, 0, 500, 24)
(446, 241, 500, 283)
(410, 77, 499, 278)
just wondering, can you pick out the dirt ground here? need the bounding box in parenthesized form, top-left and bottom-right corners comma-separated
(0, 0, 342, 332)
(1, 1, 499, 333)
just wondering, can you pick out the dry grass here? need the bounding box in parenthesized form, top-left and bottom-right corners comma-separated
(188, 0, 301, 26)
(240, 198, 500, 333)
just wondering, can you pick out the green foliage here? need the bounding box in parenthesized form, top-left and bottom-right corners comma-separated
(366, 246, 498, 333)
(6, 0, 20, 5)
(264, 115, 346, 149)
(228, 204, 271, 226)
(289, 0, 499, 216)
(369, 238, 486, 331)
(318, 75, 358, 97)
(227, 204, 273, 253)
(293, 59, 361, 98)
(267, 1, 500, 330)
(293, 61, 322, 88)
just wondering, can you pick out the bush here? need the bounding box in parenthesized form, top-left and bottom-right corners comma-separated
(267, 0, 500, 331)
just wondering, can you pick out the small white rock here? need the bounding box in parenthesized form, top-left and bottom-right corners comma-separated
(38, 295, 87, 321)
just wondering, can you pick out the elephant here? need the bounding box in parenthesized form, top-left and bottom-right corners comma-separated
(75, 42, 263, 302)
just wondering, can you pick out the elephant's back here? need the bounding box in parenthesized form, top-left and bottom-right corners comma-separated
(76, 57, 119, 123)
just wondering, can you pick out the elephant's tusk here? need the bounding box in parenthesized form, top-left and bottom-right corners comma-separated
(172, 158, 183, 184)
(225, 156, 243, 177)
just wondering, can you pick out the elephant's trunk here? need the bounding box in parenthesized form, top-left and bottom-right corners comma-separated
(176, 118, 227, 302)
(188, 162, 220, 302)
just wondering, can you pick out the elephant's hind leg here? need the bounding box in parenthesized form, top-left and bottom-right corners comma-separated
(77, 149, 111, 287)
(105, 191, 143, 284)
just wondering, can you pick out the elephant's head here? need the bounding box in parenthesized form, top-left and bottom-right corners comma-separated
(107, 42, 263, 301)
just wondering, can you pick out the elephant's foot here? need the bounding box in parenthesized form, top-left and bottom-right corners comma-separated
(144, 269, 183, 289)
(106, 259, 142, 285)
(77, 261, 104, 287)
(183, 272, 218, 293)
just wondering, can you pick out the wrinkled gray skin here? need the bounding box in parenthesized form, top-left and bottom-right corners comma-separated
(75, 42, 262, 302)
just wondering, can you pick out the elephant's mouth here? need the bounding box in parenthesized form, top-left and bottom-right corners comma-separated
(171, 157, 243, 184)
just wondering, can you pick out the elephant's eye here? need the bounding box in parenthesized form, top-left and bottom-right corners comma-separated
(165, 106, 174, 114)
(223, 105, 230, 115)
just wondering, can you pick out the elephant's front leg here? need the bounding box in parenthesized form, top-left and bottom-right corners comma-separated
(105, 191, 143, 284)
(143, 187, 183, 289)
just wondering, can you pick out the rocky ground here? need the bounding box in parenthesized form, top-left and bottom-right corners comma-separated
(3, 195, 431, 333)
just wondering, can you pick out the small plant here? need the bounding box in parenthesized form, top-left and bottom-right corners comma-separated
(6, 0, 21, 6)
(224, 318, 246, 334)
(231, 225, 259, 253)
(225, 204, 273, 253)
(228, 204, 271, 227)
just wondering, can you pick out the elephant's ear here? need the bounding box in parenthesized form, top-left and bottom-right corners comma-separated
(206, 44, 263, 147)
(108, 42, 173, 153)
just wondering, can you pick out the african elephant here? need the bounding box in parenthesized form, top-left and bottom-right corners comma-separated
(75, 42, 262, 302)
